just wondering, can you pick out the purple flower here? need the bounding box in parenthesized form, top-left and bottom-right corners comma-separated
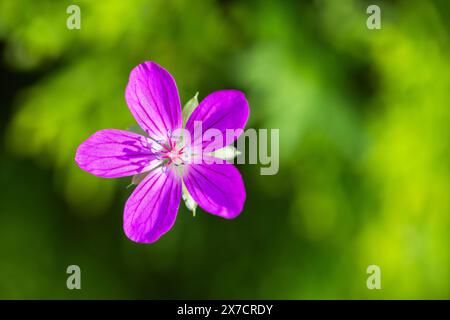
(75, 61, 249, 243)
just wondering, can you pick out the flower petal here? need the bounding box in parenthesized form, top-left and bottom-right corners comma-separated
(185, 90, 249, 152)
(75, 129, 159, 178)
(183, 157, 246, 219)
(124, 168, 182, 243)
(125, 61, 182, 139)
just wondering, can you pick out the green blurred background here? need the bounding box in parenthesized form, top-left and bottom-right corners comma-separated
(0, 0, 448, 299)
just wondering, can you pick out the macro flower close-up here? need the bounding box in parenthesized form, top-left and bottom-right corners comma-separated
(0, 0, 448, 302)
(75, 61, 249, 243)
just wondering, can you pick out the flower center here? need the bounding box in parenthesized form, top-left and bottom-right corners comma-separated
(155, 136, 189, 169)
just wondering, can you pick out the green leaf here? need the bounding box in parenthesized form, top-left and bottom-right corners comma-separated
(182, 92, 199, 126)
(210, 145, 241, 161)
(127, 124, 147, 136)
(182, 182, 198, 217)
